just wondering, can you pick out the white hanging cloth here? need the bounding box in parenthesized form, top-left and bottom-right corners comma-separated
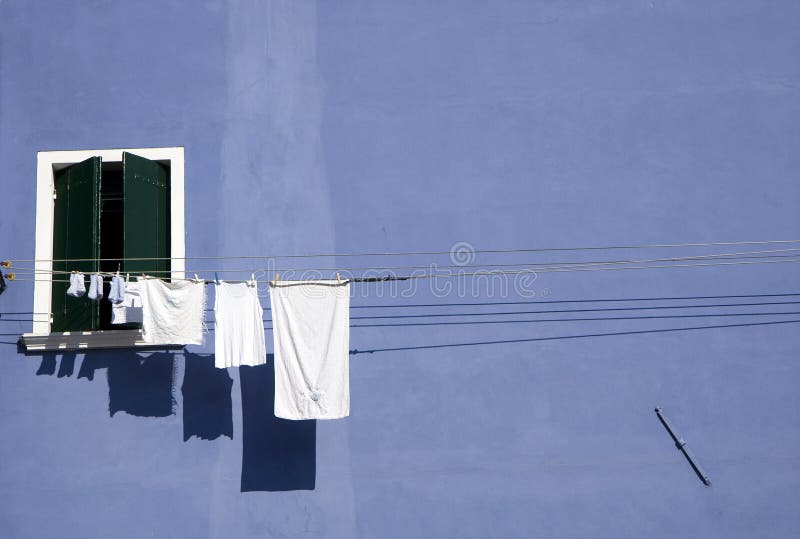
(214, 280, 266, 368)
(269, 279, 350, 420)
(111, 277, 143, 325)
(139, 278, 206, 345)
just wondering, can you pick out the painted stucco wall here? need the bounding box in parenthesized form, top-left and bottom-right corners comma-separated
(1, 1, 799, 537)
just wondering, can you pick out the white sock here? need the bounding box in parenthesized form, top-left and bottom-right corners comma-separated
(109, 275, 125, 304)
(88, 274, 103, 300)
(66, 272, 86, 298)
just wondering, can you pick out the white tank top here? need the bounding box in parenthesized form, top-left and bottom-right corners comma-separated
(214, 281, 266, 368)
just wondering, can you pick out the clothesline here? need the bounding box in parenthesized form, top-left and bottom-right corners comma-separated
(9, 247, 800, 276)
(8, 299, 800, 322)
(6, 238, 800, 264)
(6, 256, 800, 284)
(7, 291, 800, 316)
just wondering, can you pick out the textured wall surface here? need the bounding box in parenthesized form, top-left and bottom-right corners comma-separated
(1, 1, 799, 537)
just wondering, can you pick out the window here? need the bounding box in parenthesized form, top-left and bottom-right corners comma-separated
(21, 147, 185, 351)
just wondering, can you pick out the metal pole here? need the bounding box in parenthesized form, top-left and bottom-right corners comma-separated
(655, 407, 711, 486)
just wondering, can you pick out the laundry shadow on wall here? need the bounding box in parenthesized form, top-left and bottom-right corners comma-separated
(182, 352, 233, 441)
(106, 351, 176, 417)
(240, 358, 316, 492)
(36, 352, 58, 375)
(75, 350, 176, 417)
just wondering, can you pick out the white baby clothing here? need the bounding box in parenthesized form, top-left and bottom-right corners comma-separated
(214, 280, 266, 368)
(269, 279, 350, 420)
(111, 278, 143, 325)
(88, 274, 103, 301)
(139, 278, 206, 345)
(66, 272, 86, 297)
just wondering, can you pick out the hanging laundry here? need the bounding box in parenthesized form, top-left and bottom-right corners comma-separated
(87, 274, 104, 301)
(66, 272, 86, 297)
(269, 279, 350, 420)
(214, 280, 266, 368)
(109, 274, 125, 304)
(139, 278, 206, 345)
(111, 277, 143, 325)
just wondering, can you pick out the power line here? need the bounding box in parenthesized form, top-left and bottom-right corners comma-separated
(348, 292, 800, 309)
(6, 256, 800, 284)
(347, 319, 800, 354)
(344, 300, 800, 320)
(8, 238, 800, 263)
(6, 291, 800, 316)
(15, 298, 800, 322)
(10, 247, 800, 276)
(343, 311, 800, 328)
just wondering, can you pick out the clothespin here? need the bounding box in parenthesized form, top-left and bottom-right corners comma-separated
(194, 273, 201, 283)
(214, 272, 220, 284)
(273, 273, 280, 286)
(1, 260, 11, 268)
(117, 263, 121, 275)
(250, 272, 256, 285)
(336, 272, 342, 284)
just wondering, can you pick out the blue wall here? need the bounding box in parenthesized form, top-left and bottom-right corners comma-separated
(1, 1, 799, 537)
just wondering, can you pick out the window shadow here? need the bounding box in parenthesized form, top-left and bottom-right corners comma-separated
(240, 359, 316, 492)
(182, 352, 233, 441)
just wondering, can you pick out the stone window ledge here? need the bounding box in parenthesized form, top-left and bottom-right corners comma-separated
(19, 330, 184, 352)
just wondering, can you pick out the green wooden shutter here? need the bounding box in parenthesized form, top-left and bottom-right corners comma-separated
(123, 152, 170, 278)
(51, 156, 101, 332)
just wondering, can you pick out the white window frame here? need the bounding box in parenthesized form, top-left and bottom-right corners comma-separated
(21, 147, 185, 351)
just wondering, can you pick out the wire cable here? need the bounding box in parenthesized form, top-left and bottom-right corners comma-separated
(6, 256, 800, 284)
(8, 238, 800, 263)
(8, 248, 800, 279)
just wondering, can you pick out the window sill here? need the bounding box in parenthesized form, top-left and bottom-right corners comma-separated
(19, 330, 185, 352)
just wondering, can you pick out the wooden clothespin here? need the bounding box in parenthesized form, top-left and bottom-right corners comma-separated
(194, 273, 201, 283)
(273, 273, 280, 286)
(250, 273, 256, 285)
(336, 272, 342, 284)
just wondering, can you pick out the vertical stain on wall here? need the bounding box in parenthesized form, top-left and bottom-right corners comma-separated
(219, 0, 335, 262)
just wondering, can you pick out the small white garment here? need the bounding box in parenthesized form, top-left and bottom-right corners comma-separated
(88, 274, 103, 301)
(214, 280, 266, 368)
(269, 279, 350, 420)
(66, 272, 86, 297)
(139, 278, 206, 345)
(111, 278, 143, 325)
(109, 275, 125, 304)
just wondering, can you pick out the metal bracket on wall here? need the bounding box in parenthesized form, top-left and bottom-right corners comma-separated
(655, 407, 711, 486)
